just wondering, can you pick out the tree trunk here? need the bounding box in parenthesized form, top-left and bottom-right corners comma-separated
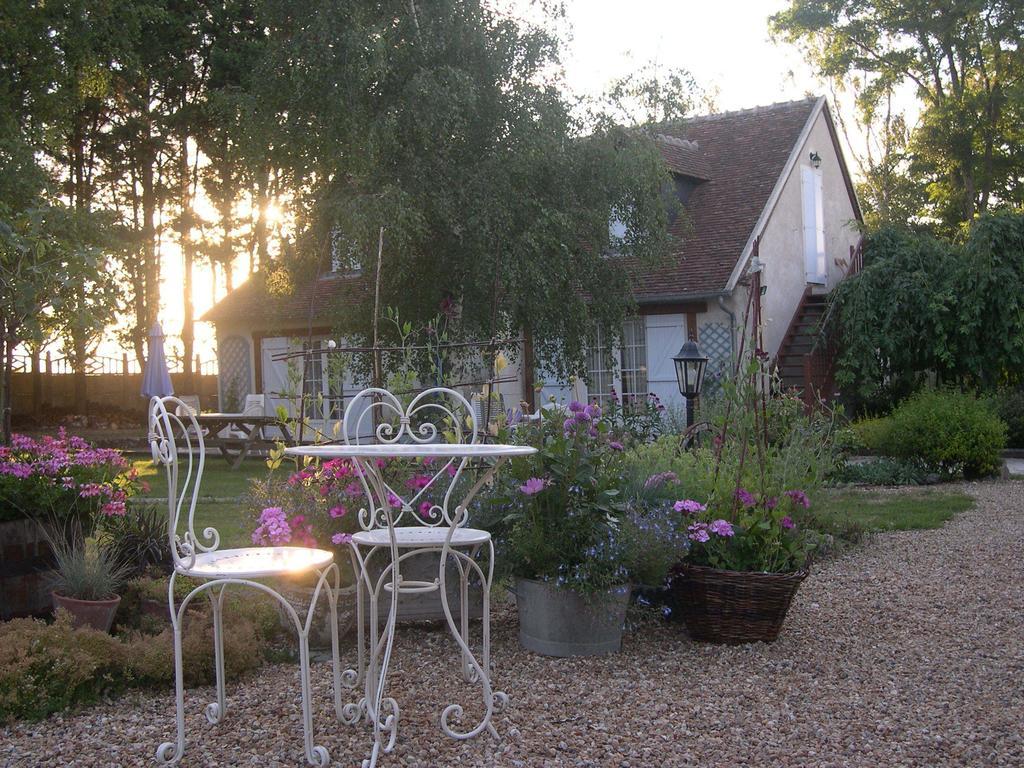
(179, 135, 195, 393)
(253, 164, 270, 272)
(72, 331, 88, 415)
(1, 325, 13, 446)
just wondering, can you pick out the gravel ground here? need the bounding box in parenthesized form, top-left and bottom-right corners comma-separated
(3, 480, 1023, 768)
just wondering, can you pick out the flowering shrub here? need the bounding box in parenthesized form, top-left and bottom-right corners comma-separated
(486, 401, 652, 593)
(674, 487, 813, 573)
(0, 431, 143, 523)
(603, 387, 666, 446)
(247, 456, 459, 554)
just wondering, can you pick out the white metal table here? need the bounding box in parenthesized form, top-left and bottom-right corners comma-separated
(284, 441, 535, 768)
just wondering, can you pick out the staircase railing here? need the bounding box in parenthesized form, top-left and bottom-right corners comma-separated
(801, 239, 864, 406)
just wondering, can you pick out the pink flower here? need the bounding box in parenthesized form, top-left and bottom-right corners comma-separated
(331, 532, 353, 545)
(674, 499, 706, 515)
(418, 501, 434, 519)
(407, 473, 432, 491)
(709, 519, 734, 537)
(780, 516, 795, 530)
(519, 477, 548, 496)
(252, 507, 291, 546)
(387, 492, 403, 508)
(644, 471, 678, 489)
(329, 505, 347, 518)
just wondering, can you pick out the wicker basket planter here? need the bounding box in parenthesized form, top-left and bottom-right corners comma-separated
(671, 564, 807, 644)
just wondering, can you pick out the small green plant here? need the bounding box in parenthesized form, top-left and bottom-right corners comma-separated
(49, 535, 131, 601)
(831, 457, 934, 486)
(97, 503, 172, 578)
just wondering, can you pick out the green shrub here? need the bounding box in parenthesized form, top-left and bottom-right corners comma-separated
(0, 612, 128, 722)
(851, 417, 893, 454)
(867, 389, 1006, 478)
(0, 577, 283, 722)
(995, 387, 1024, 449)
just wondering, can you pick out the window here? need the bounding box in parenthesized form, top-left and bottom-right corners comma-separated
(302, 339, 345, 421)
(620, 317, 648, 397)
(801, 165, 826, 283)
(329, 228, 361, 276)
(585, 318, 647, 405)
(586, 325, 614, 404)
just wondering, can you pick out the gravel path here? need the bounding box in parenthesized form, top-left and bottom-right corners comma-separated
(3, 481, 1023, 767)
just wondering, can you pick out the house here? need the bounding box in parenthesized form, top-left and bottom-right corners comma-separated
(201, 96, 862, 427)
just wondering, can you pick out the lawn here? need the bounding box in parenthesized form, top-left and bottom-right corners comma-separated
(813, 486, 974, 533)
(132, 458, 279, 549)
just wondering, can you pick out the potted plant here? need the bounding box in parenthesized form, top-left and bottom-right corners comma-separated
(666, 487, 813, 644)
(50, 535, 132, 632)
(490, 400, 663, 657)
(0, 431, 142, 619)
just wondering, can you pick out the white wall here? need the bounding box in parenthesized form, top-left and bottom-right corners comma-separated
(757, 108, 861, 358)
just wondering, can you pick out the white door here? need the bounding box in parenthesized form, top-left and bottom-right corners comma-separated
(801, 165, 827, 284)
(645, 314, 686, 409)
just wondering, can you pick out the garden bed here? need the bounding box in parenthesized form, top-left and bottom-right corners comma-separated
(2, 480, 1021, 766)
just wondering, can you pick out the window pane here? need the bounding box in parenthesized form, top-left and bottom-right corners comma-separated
(620, 318, 647, 398)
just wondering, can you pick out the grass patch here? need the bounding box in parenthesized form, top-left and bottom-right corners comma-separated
(130, 460, 272, 550)
(132, 458, 272, 500)
(810, 487, 974, 540)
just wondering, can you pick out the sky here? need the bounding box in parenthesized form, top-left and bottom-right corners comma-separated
(104, 0, 854, 366)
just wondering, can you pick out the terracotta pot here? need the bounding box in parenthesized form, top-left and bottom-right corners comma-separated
(52, 592, 122, 633)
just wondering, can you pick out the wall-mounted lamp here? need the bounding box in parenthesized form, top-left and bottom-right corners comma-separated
(809, 151, 822, 169)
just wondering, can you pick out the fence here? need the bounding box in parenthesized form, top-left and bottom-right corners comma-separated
(7, 352, 219, 419)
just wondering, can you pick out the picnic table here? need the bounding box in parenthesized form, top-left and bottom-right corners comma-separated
(194, 413, 295, 469)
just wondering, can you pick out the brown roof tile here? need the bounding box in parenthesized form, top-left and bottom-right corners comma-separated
(636, 97, 819, 300)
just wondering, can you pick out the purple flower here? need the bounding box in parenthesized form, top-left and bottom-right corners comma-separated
(709, 519, 735, 537)
(765, 496, 778, 510)
(252, 507, 291, 546)
(584, 403, 602, 419)
(780, 516, 795, 530)
(735, 488, 756, 507)
(519, 477, 548, 496)
(784, 490, 810, 509)
(419, 501, 435, 519)
(387, 492, 403, 508)
(687, 522, 710, 543)
(674, 499, 706, 515)
(609, 440, 624, 451)
(329, 505, 347, 518)
(331, 532, 353, 545)
(568, 400, 585, 413)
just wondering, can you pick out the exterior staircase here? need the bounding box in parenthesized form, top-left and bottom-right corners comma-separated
(776, 291, 829, 392)
(774, 242, 863, 406)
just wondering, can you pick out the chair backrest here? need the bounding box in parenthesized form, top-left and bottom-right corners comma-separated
(148, 396, 219, 572)
(242, 393, 265, 416)
(343, 387, 478, 530)
(175, 395, 200, 417)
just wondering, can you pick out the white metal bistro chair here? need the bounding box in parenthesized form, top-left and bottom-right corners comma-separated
(339, 387, 506, 762)
(148, 395, 343, 767)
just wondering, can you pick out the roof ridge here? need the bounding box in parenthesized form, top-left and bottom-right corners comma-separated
(654, 134, 699, 150)
(674, 96, 819, 127)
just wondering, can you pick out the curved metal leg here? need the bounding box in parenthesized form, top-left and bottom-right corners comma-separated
(436, 538, 507, 741)
(206, 584, 227, 724)
(156, 573, 186, 765)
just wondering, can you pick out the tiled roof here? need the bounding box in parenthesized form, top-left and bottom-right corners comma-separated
(204, 98, 823, 325)
(635, 97, 820, 300)
(200, 270, 369, 327)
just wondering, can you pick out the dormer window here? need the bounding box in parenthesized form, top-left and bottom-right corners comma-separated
(328, 227, 362, 277)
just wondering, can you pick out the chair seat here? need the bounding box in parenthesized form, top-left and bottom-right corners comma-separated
(182, 546, 335, 579)
(352, 526, 490, 549)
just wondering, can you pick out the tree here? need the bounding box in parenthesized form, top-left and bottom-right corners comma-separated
(772, 0, 1024, 231)
(252, 0, 677, 385)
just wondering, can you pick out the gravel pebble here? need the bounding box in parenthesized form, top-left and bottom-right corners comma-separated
(2, 480, 1022, 767)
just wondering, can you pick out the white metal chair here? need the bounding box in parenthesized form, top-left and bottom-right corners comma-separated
(339, 388, 505, 764)
(148, 395, 343, 767)
(222, 393, 267, 439)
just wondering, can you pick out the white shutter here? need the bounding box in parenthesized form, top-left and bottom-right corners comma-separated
(802, 165, 826, 284)
(645, 314, 686, 409)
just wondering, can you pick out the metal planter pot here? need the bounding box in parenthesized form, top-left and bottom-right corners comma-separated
(515, 577, 631, 657)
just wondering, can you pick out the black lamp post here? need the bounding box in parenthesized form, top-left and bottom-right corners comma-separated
(673, 339, 708, 429)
